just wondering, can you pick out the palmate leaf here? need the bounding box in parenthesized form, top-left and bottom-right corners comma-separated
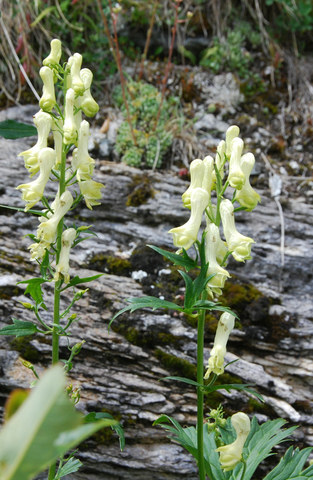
(17, 277, 47, 308)
(147, 244, 198, 271)
(55, 456, 83, 479)
(263, 446, 313, 480)
(61, 273, 103, 291)
(0, 120, 37, 139)
(0, 318, 39, 337)
(0, 366, 116, 480)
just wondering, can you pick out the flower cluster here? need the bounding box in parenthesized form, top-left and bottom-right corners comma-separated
(16, 39, 104, 282)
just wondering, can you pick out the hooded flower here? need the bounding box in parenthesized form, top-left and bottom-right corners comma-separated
(227, 137, 245, 190)
(79, 179, 104, 209)
(169, 187, 210, 250)
(225, 125, 240, 157)
(77, 68, 99, 117)
(214, 139, 226, 181)
(204, 312, 235, 378)
(202, 155, 215, 198)
(181, 159, 204, 209)
(68, 53, 85, 95)
(72, 120, 95, 181)
(63, 88, 78, 145)
(204, 223, 230, 297)
(235, 153, 261, 211)
(220, 199, 254, 262)
(216, 412, 250, 471)
(16, 148, 56, 211)
(36, 190, 73, 246)
(54, 228, 76, 283)
(39, 66, 56, 112)
(19, 111, 52, 176)
(43, 39, 62, 67)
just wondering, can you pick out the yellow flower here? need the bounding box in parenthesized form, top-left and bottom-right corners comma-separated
(169, 187, 210, 250)
(216, 412, 250, 471)
(42, 39, 62, 67)
(220, 199, 254, 262)
(18, 111, 52, 176)
(202, 155, 215, 197)
(235, 153, 261, 210)
(77, 68, 99, 117)
(39, 66, 56, 112)
(181, 159, 204, 209)
(68, 53, 85, 95)
(204, 312, 235, 378)
(225, 125, 240, 157)
(54, 228, 76, 283)
(205, 223, 230, 297)
(16, 148, 56, 211)
(51, 117, 63, 166)
(37, 190, 73, 245)
(79, 179, 104, 209)
(227, 137, 245, 190)
(72, 120, 95, 181)
(214, 139, 226, 181)
(63, 88, 78, 145)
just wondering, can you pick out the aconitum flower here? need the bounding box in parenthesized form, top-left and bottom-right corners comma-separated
(68, 53, 84, 95)
(63, 89, 77, 145)
(19, 111, 52, 176)
(225, 125, 240, 157)
(54, 228, 76, 283)
(169, 187, 210, 250)
(39, 66, 56, 112)
(79, 179, 104, 210)
(43, 39, 62, 67)
(16, 148, 56, 211)
(235, 153, 261, 210)
(77, 68, 99, 117)
(227, 137, 245, 190)
(214, 139, 226, 181)
(181, 159, 204, 209)
(37, 190, 73, 245)
(205, 223, 230, 297)
(204, 312, 235, 379)
(220, 199, 254, 262)
(202, 155, 215, 198)
(72, 120, 95, 181)
(216, 412, 250, 471)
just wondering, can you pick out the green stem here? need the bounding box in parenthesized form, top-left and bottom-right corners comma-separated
(48, 463, 56, 480)
(197, 305, 206, 480)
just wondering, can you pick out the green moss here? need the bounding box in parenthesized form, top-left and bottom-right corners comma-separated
(126, 175, 154, 207)
(10, 336, 40, 363)
(246, 397, 274, 416)
(112, 322, 180, 349)
(154, 348, 197, 379)
(88, 253, 131, 276)
(220, 279, 262, 310)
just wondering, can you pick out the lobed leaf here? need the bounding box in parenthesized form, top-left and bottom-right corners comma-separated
(147, 244, 198, 271)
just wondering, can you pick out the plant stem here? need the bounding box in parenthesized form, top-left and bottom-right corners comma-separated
(138, 0, 159, 81)
(197, 305, 206, 480)
(47, 463, 56, 480)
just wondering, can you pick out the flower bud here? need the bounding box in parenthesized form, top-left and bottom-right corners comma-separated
(225, 125, 240, 157)
(63, 88, 78, 144)
(227, 137, 245, 190)
(16, 147, 56, 211)
(18, 111, 52, 176)
(181, 159, 204, 209)
(54, 228, 76, 283)
(68, 53, 85, 95)
(204, 223, 230, 297)
(77, 68, 99, 117)
(220, 199, 254, 262)
(39, 66, 56, 112)
(216, 412, 250, 471)
(169, 187, 209, 250)
(235, 153, 261, 210)
(204, 312, 235, 378)
(43, 39, 62, 67)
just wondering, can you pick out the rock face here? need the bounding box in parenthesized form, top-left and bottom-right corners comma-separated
(0, 109, 313, 479)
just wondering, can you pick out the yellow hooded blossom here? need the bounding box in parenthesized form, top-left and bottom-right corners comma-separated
(72, 120, 95, 181)
(227, 137, 245, 190)
(16, 148, 56, 211)
(181, 159, 204, 209)
(214, 139, 226, 181)
(63, 88, 77, 145)
(68, 53, 85, 95)
(235, 153, 261, 211)
(220, 199, 254, 262)
(54, 228, 76, 283)
(169, 187, 209, 250)
(79, 179, 104, 210)
(77, 68, 99, 117)
(216, 412, 250, 471)
(42, 39, 62, 67)
(225, 125, 240, 157)
(18, 111, 52, 176)
(204, 312, 235, 378)
(39, 66, 56, 112)
(36, 190, 73, 246)
(202, 155, 215, 198)
(204, 223, 230, 297)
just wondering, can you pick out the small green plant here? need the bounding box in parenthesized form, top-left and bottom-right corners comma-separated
(114, 79, 179, 168)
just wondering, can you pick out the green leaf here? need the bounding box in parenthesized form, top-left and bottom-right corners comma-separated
(0, 318, 39, 337)
(203, 383, 264, 402)
(192, 300, 237, 316)
(17, 278, 47, 308)
(0, 120, 37, 139)
(0, 365, 115, 480)
(147, 244, 198, 271)
(0, 204, 45, 216)
(263, 446, 313, 480)
(61, 273, 103, 290)
(109, 296, 182, 329)
(55, 456, 83, 479)
(163, 376, 200, 387)
(84, 412, 125, 451)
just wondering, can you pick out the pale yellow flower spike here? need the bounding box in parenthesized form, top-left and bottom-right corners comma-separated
(235, 153, 261, 211)
(204, 312, 235, 378)
(169, 187, 210, 250)
(39, 66, 56, 112)
(216, 412, 250, 471)
(220, 199, 254, 262)
(54, 228, 76, 283)
(181, 159, 204, 209)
